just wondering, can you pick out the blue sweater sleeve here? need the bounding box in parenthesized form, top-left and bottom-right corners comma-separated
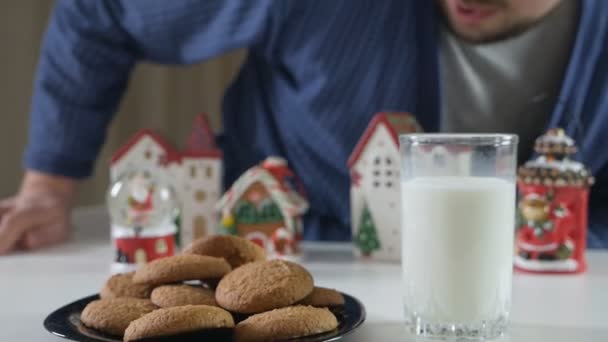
(24, 0, 275, 178)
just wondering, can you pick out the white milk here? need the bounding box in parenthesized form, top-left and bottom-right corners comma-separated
(401, 177, 515, 323)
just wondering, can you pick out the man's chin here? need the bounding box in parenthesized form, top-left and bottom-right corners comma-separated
(446, 22, 531, 44)
(448, 26, 501, 44)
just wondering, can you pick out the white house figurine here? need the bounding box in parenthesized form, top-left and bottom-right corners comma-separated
(348, 112, 422, 261)
(110, 114, 222, 248)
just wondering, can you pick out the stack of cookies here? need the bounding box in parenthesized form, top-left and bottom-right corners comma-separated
(81, 235, 345, 342)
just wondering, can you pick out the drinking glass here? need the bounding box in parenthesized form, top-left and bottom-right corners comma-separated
(400, 134, 518, 340)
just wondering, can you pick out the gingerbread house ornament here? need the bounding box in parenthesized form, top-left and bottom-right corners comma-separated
(515, 128, 594, 274)
(110, 113, 222, 248)
(348, 112, 422, 261)
(216, 157, 309, 260)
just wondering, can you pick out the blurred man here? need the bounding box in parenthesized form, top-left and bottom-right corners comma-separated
(2, 0, 608, 254)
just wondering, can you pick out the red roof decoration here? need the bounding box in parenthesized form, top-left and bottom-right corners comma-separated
(185, 113, 218, 152)
(182, 113, 223, 159)
(261, 157, 306, 196)
(351, 169, 362, 187)
(347, 112, 421, 168)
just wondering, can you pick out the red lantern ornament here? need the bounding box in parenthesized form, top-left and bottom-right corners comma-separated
(514, 128, 594, 274)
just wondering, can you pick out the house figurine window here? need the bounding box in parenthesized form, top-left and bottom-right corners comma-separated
(206, 166, 213, 178)
(234, 199, 282, 225)
(234, 201, 257, 224)
(194, 190, 207, 203)
(372, 155, 396, 189)
(258, 198, 282, 222)
(194, 215, 207, 238)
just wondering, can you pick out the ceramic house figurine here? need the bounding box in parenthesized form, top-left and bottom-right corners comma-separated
(348, 112, 422, 261)
(110, 113, 222, 248)
(515, 128, 594, 274)
(216, 156, 309, 259)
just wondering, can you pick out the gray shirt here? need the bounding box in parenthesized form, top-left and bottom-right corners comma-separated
(440, 0, 579, 163)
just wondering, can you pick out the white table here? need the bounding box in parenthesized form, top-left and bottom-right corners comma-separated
(1, 206, 607, 341)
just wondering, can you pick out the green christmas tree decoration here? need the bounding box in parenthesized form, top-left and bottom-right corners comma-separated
(355, 203, 381, 256)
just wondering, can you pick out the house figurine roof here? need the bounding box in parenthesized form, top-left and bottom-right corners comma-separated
(111, 129, 182, 165)
(216, 157, 309, 218)
(110, 113, 221, 165)
(182, 114, 222, 158)
(348, 112, 421, 167)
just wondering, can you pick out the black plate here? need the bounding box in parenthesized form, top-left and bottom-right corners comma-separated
(44, 292, 366, 342)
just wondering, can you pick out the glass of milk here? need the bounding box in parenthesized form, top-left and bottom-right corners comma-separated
(400, 134, 518, 340)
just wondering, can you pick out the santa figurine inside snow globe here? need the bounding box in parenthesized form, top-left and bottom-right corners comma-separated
(107, 169, 178, 273)
(515, 128, 594, 274)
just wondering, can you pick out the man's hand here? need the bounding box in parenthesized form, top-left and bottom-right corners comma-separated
(0, 171, 78, 254)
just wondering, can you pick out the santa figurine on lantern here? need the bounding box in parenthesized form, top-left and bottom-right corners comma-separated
(514, 128, 594, 274)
